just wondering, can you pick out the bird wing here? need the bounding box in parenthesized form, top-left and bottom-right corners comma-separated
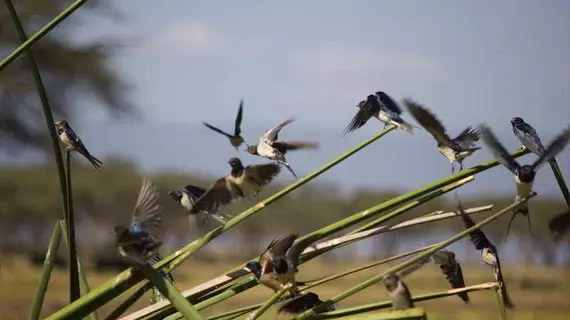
(513, 122, 546, 156)
(403, 98, 454, 146)
(286, 233, 321, 271)
(454, 126, 481, 149)
(183, 185, 207, 199)
(398, 254, 433, 278)
(456, 195, 493, 250)
(531, 126, 570, 170)
(342, 97, 380, 136)
(548, 210, 570, 240)
(245, 163, 281, 186)
(432, 250, 469, 302)
(269, 234, 298, 259)
(262, 117, 296, 142)
(259, 238, 280, 275)
(131, 178, 163, 244)
(234, 100, 244, 137)
(202, 122, 233, 138)
(375, 91, 402, 114)
(480, 125, 521, 173)
(278, 292, 324, 315)
(190, 178, 235, 213)
(272, 141, 319, 154)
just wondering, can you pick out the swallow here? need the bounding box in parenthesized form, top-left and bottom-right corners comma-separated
(404, 99, 481, 173)
(246, 233, 320, 297)
(456, 195, 514, 308)
(190, 157, 281, 214)
(343, 91, 417, 136)
(55, 120, 102, 169)
(277, 292, 336, 315)
(202, 100, 245, 151)
(246, 117, 318, 179)
(548, 210, 570, 242)
(168, 185, 232, 228)
(431, 250, 469, 303)
(112, 178, 163, 265)
(383, 273, 414, 310)
(480, 124, 570, 241)
(510, 117, 547, 156)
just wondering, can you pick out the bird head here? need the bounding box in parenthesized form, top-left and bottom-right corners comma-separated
(245, 144, 258, 155)
(382, 273, 399, 292)
(511, 117, 524, 126)
(168, 190, 182, 202)
(228, 157, 243, 169)
(55, 119, 69, 129)
(245, 261, 262, 278)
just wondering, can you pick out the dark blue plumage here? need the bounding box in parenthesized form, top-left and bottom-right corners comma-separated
(511, 117, 546, 156)
(168, 184, 231, 228)
(55, 119, 102, 169)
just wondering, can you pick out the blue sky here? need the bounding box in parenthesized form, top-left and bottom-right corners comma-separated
(8, 0, 570, 197)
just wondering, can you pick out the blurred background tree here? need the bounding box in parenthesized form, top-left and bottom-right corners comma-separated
(0, 0, 134, 149)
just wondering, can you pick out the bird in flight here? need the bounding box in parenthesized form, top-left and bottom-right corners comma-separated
(246, 117, 318, 179)
(479, 124, 570, 241)
(404, 99, 481, 173)
(189, 157, 281, 215)
(202, 100, 245, 151)
(343, 91, 416, 136)
(55, 120, 102, 169)
(168, 184, 232, 228)
(246, 233, 321, 297)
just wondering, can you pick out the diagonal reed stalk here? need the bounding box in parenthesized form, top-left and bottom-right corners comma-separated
(291, 194, 536, 319)
(548, 159, 570, 208)
(494, 284, 507, 320)
(5, 0, 81, 303)
(123, 149, 529, 320)
(315, 308, 428, 320)
(45, 127, 396, 320)
(246, 284, 291, 320)
(148, 203, 493, 320)
(104, 284, 150, 320)
(138, 263, 205, 320)
(28, 222, 62, 320)
(310, 282, 499, 319)
(0, 0, 90, 71)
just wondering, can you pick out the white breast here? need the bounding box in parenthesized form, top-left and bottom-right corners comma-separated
(514, 176, 534, 197)
(180, 193, 194, 211)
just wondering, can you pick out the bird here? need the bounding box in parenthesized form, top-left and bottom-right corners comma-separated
(403, 99, 481, 173)
(168, 185, 232, 228)
(112, 178, 164, 265)
(245, 117, 318, 179)
(189, 157, 281, 214)
(456, 195, 514, 308)
(431, 250, 469, 303)
(383, 273, 414, 310)
(246, 233, 321, 297)
(54, 120, 102, 169)
(548, 210, 570, 242)
(479, 124, 570, 241)
(202, 100, 245, 151)
(510, 117, 547, 156)
(277, 292, 336, 315)
(343, 91, 417, 136)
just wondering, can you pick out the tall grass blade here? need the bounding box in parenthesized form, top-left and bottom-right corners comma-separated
(64, 150, 81, 302)
(104, 284, 150, 320)
(28, 222, 62, 320)
(4, 0, 81, 302)
(548, 159, 570, 208)
(246, 284, 291, 320)
(0, 0, 90, 71)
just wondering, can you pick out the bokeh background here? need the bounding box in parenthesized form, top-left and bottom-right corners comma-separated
(1, 1, 569, 319)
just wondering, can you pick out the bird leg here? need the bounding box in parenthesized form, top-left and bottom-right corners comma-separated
(459, 162, 464, 172)
(451, 162, 456, 174)
(502, 210, 518, 243)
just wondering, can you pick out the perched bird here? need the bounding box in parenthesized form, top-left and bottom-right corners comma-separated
(202, 100, 245, 151)
(383, 273, 414, 310)
(190, 158, 281, 214)
(510, 117, 547, 156)
(431, 250, 469, 303)
(548, 210, 570, 242)
(277, 292, 336, 315)
(112, 178, 163, 265)
(480, 124, 570, 241)
(343, 91, 416, 136)
(246, 233, 321, 297)
(246, 117, 318, 179)
(404, 99, 481, 173)
(456, 195, 514, 308)
(168, 185, 232, 228)
(55, 120, 102, 169)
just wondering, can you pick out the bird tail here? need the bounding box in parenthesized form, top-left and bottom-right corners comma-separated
(391, 118, 416, 134)
(191, 212, 209, 229)
(210, 212, 230, 225)
(87, 154, 103, 169)
(281, 161, 299, 179)
(502, 203, 529, 242)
